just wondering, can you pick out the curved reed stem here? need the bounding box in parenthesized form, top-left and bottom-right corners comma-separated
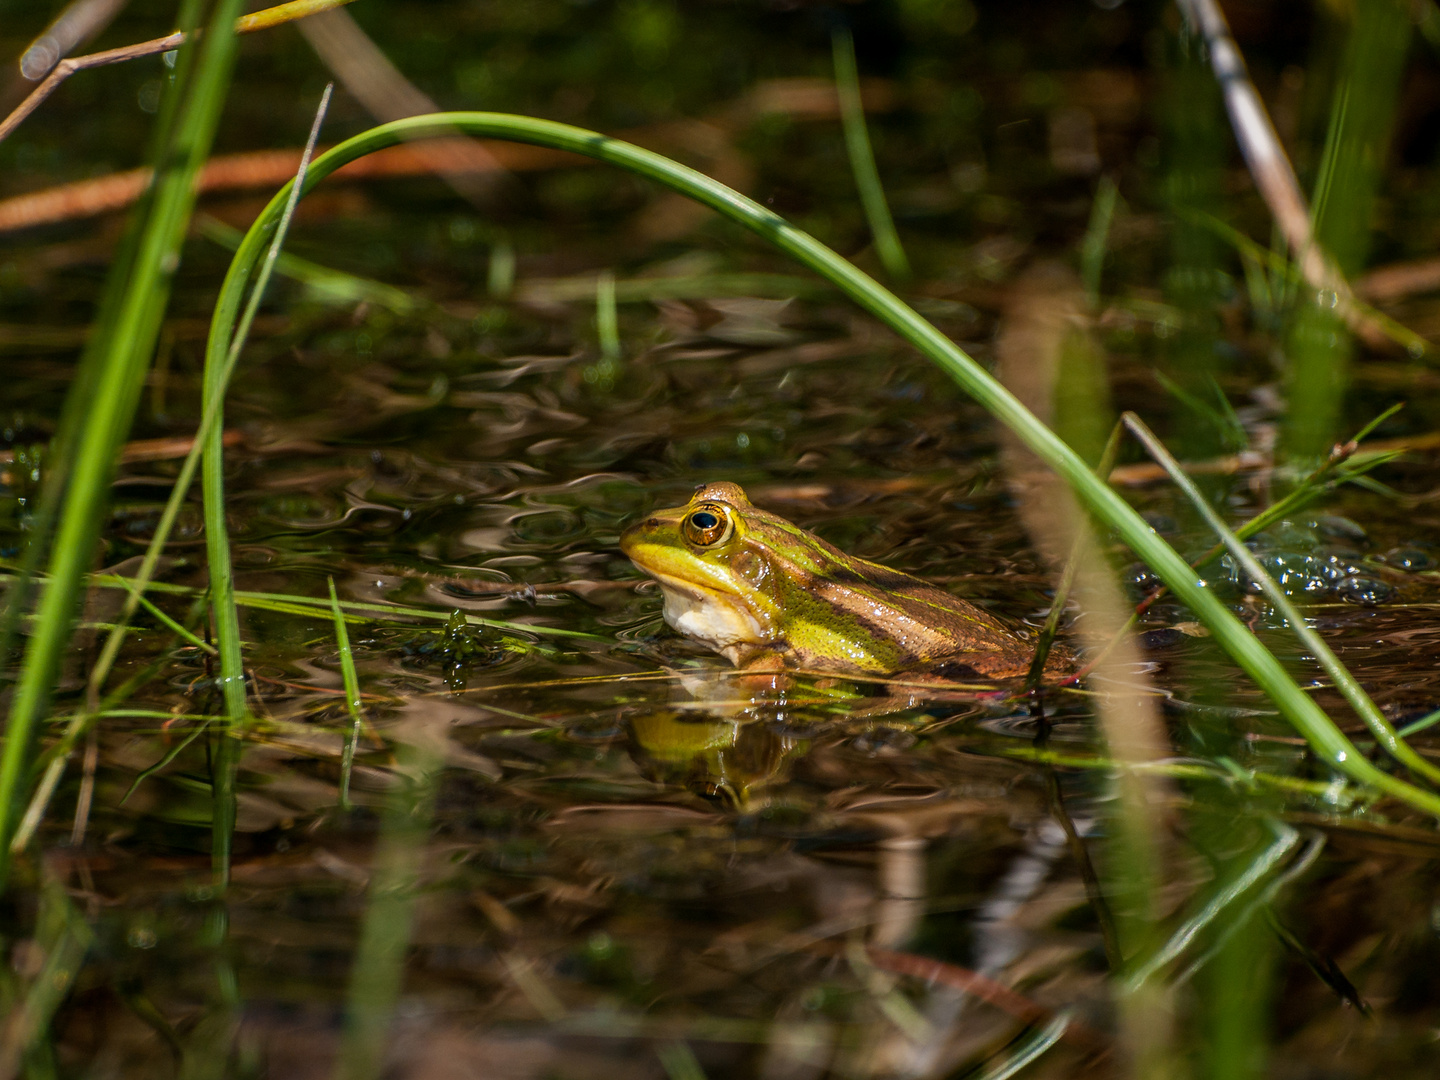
(201, 112, 1440, 819)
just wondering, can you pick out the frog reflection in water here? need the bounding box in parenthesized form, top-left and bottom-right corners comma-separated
(628, 710, 802, 812)
(621, 481, 1064, 681)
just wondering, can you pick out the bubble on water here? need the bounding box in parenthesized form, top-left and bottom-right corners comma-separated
(1384, 547, 1434, 571)
(1125, 562, 1162, 594)
(1267, 552, 1328, 594)
(1141, 512, 1177, 535)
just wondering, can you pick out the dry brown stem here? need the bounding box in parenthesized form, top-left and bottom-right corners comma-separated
(1356, 256, 1440, 304)
(1106, 429, 1440, 487)
(297, 7, 505, 207)
(0, 0, 358, 147)
(1176, 0, 1407, 352)
(996, 265, 1178, 1073)
(0, 77, 893, 236)
(0, 140, 575, 234)
(17, 0, 130, 81)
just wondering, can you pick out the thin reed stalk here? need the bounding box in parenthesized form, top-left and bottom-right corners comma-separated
(1287, 0, 1412, 457)
(832, 27, 910, 283)
(597, 269, 621, 361)
(1080, 177, 1119, 311)
(1062, 406, 1401, 686)
(329, 577, 364, 810)
(1173, 0, 1411, 357)
(204, 85, 330, 886)
(1025, 421, 1125, 690)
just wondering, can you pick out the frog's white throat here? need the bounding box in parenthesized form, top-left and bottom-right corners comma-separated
(650, 573, 766, 666)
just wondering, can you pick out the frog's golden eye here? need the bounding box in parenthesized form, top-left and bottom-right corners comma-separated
(682, 505, 732, 547)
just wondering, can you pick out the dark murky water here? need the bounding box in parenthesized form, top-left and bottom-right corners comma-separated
(8, 293, 1437, 1077)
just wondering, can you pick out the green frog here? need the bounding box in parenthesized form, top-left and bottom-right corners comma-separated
(620, 481, 1055, 680)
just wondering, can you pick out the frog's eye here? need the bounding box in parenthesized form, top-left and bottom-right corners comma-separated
(682, 505, 732, 547)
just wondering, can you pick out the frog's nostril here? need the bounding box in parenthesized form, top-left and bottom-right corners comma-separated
(645, 517, 660, 529)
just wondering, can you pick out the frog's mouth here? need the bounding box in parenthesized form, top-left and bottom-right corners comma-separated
(641, 569, 767, 664)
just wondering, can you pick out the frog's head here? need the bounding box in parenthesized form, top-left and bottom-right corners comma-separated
(620, 482, 781, 663)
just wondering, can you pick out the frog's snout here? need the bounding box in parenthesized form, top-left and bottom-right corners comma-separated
(619, 517, 660, 554)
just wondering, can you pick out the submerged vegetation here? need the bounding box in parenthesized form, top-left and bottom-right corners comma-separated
(5, 0, 1440, 1076)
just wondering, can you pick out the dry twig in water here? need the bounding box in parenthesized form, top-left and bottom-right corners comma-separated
(15, 0, 129, 81)
(0, 0, 358, 147)
(1175, 0, 1417, 353)
(0, 78, 891, 235)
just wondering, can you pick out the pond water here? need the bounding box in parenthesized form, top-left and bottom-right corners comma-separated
(5, 1, 1440, 1077)
(7, 285, 1438, 1078)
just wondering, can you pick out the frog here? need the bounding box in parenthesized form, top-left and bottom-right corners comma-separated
(620, 481, 1060, 681)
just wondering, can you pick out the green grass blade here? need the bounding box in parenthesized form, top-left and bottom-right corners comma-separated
(1185, 209, 1429, 358)
(225, 84, 334, 379)
(0, 0, 246, 881)
(1026, 420, 1126, 690)
(9, 629, 201, 856)
(1155, 371, 1247, 451)
(197, 214, 422, 315)
(0, 875, 93, 1077)
(1399, 709, 1440, 738)
(202, 84, 330, 886)
(120, 720, 214, 806)
(596, 268, 621, 361)
(113, 576, 217, 656)
(201, 111, 1440, 818)
(832, 26, 909, 283)
(329, 577, 364, 811)
(1347, 402, 1404, 445)
(1081, 176, 1119, 310)
(335, 739, 441, 1080)
(1124, 820, 1299, 991)
(972, 1010, 1073, 1080)
(28, 573, 602, 640)
(1177, 833, 1325, 990)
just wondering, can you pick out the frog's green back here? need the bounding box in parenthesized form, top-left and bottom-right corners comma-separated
(733, 494, 1039, 678)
